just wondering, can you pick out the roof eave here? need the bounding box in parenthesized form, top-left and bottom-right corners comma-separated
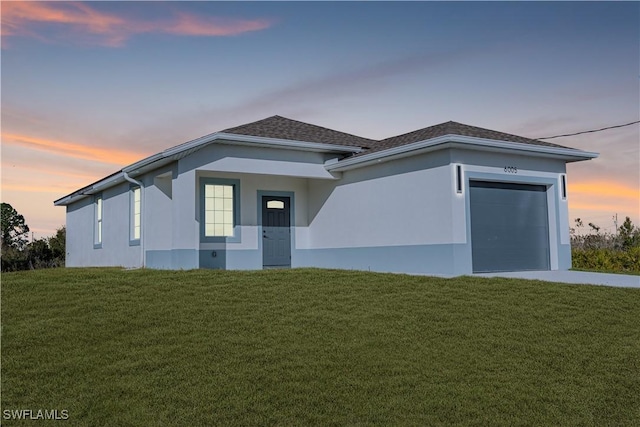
(53, 171, 126, 206)
(54, 132, 363, 206)
(326, 134, 599, 172)
(214, 133, 364, 153)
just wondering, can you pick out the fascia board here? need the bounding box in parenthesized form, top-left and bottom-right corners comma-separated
(214, 133, 363, 153)
(326, 134, 599, 172)
(451, 135, 599, 159)
(122, 153, 164, 173)
(161, 132, 362, 157)
(54, 172, 126, 206)
(55, 132, 362, 206)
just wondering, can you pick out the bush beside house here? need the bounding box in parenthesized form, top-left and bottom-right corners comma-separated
(571, 217, 640, 273)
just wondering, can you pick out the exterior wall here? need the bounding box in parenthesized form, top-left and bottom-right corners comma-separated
(196, 172, 309, 270)
(146, 143, 335, 270)
(143, 165, 175, 269)
(452, 149, 569, 274)
(66, 182, 143, 268)
(300, 150, 459, 274)
(296, 148, 570, 275)
(65, 141, 572, 275)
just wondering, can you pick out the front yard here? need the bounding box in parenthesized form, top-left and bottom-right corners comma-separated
(2, 268, 639, 425)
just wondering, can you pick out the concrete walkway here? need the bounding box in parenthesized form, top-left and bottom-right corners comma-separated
(474, 270, 640, 288)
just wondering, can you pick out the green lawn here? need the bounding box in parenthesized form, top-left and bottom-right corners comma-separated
(2, 268, 639, 426)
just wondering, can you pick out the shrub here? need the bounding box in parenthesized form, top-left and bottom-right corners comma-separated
(572, 247, 640, 273)
(570, 217, 640, 274)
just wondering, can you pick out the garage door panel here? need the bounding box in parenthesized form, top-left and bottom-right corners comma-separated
(470, 181, 550, 273)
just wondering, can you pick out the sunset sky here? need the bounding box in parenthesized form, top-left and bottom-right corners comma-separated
(2, 1, 638, 239)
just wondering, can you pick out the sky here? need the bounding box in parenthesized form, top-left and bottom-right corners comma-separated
(1, 1, 639, 239)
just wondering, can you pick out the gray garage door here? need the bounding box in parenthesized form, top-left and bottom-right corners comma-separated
(470, 181, 550, 273)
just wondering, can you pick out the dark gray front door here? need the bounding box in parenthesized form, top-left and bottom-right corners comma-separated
(470, 181, 550, 273)
(262, 196, 291, 267)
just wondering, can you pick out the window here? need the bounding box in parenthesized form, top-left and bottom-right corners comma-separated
(266, 200, 285, 209)
(94, 195, 103, 248)
(200, 178, 240, 241)
(130, 186, 141, 244)
(455, 164, 463, 194)
(561, 175, 567, 200)
(204, 184, 234, 236)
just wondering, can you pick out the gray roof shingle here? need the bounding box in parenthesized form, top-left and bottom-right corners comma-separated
(222, 115, 376, 148)
(364, 121, 571, 155)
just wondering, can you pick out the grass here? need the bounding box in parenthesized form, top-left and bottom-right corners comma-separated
(2, 268, 639, 426)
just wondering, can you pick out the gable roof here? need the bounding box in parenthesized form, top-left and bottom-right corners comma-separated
(222, 115, 376, 148)
(365, 121, 571, 155)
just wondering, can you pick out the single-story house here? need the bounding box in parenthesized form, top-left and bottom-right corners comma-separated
(54, 116, 598, 274)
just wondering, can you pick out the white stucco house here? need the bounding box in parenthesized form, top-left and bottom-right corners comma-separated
(54, 116, 597, 274)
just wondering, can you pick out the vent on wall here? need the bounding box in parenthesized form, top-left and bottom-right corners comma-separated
(455, 164, 463, 194)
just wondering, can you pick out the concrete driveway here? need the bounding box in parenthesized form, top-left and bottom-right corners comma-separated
(474, 270, 640, 288)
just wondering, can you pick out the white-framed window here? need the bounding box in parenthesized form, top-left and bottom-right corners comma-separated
(94, 195, 103, 247)
(130, 186, 141, 243)
(200, 178, 240, 243)
(204, 184, 234, 237)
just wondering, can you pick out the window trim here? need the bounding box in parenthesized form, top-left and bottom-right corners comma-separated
(129, 185, 141, 246)
(200, 178, 241, 243)
(94, 194, 103, 249)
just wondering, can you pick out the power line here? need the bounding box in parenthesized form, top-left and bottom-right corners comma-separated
(537, 120, 640, 140)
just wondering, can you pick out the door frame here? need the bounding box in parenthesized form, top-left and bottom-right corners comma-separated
(257, 190, 295, 268)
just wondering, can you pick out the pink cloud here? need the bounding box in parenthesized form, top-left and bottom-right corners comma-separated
(163, 12, 273, 37)
(1, 2, 274, 48)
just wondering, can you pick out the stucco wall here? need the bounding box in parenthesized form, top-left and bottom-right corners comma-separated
(147, 143, 336, 270)
(66, 182, 142, 268)
(65, 143, 572, 274)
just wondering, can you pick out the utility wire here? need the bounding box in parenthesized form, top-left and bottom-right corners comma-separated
(537, 120, 640, 140)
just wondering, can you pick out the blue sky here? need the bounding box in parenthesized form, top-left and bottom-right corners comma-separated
(2, 1, 638, 237)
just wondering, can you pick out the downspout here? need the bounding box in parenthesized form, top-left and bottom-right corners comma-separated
(123, 172, 145, 268)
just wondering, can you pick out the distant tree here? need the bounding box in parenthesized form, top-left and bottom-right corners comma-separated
(618, 217, 640, 250)
(28, 238, 53, 269)
(48, 226, 66, 265)
(1, 202, 30, 250)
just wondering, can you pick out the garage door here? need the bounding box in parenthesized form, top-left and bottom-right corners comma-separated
(470, 181, 550, 273)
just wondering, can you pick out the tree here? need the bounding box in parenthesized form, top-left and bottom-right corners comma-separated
(28, 238, 53, 269)
(1, 202, 30, 250)
(618, 217, 640, 250)
(48, 226, 66, 263)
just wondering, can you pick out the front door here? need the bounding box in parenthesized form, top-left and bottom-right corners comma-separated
(262, 196, 291, 267)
